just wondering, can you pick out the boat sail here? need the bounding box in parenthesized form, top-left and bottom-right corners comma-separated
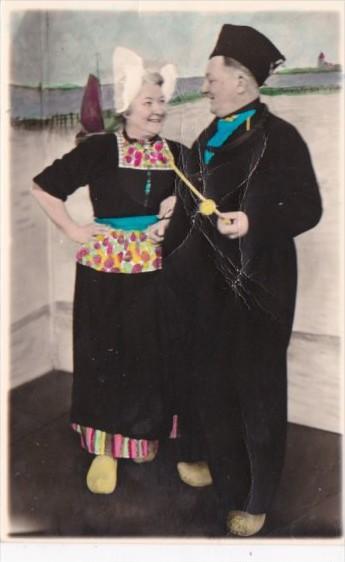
(79, 74, 105, 134)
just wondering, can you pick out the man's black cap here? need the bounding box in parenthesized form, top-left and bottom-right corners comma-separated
(209, 24, 285, 85)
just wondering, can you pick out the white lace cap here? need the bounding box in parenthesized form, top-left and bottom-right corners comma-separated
(113, 47, 177, 113)
(160, 63, 178, 104)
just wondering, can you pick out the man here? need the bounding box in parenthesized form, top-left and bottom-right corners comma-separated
(163, 24, 322, 536)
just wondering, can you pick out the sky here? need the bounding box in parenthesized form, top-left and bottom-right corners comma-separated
(9, 7, 342, 85)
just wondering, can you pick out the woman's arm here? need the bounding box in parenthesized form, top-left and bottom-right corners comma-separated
(32, 183, 109, 243)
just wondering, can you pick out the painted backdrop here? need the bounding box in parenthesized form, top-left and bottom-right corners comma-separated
(7, 6, 343, 433)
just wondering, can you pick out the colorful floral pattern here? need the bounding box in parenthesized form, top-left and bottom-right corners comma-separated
(116, 131, 172, 170)
(76, 229, 162, 274)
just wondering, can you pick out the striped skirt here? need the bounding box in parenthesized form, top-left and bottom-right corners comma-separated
(71, 414, 179, 459)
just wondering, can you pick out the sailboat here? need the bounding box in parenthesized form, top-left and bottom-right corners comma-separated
(76, 74, 105, 142)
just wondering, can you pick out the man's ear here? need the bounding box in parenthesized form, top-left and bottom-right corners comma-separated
(236, 73, 247, 94)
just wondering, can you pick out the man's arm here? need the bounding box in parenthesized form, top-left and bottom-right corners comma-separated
(217, 122, 322, 247)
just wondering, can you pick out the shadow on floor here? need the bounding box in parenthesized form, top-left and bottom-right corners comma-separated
(7, 371, 342, 538)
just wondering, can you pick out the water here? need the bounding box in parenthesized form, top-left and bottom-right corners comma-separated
(10, 78, 204, 119)
(266, 71, 343, 88)
(10, 72, 343, 119)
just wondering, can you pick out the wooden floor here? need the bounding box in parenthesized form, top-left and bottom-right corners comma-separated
(7, 371, 342, 538)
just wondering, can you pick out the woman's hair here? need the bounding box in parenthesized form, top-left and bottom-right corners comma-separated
(142, 70, 164, 87)
(117, 70, 164, 122)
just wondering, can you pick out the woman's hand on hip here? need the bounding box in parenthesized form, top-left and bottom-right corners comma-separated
(64, 222, 111, 244)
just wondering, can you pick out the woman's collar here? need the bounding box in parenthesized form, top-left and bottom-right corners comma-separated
(122, 128, 160, 145)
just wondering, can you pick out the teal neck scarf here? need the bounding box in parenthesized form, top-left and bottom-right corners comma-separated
(204, 109, 256, 164)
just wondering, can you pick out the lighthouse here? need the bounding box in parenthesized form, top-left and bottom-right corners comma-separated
(318, 52, 326, 68)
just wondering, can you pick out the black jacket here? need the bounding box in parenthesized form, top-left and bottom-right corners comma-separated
(164, 100, 322, 334)
(162, 101, 322, 515)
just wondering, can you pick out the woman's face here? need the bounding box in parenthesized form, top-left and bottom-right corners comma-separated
(125, 82, 167, 140)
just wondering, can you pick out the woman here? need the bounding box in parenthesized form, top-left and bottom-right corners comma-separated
(32, 47, 185, 494)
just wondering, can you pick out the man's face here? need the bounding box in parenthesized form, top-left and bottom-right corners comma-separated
(201, 56, 240, 118)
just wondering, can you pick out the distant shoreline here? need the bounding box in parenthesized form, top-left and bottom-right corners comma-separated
(171, 85, 342, 105)
(276, 66, 342, 75)
(9, 67, 343, 91)
(10, 86, 341, 129)
(9, 71, 342, 125)
(260, 85, 341, 96)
